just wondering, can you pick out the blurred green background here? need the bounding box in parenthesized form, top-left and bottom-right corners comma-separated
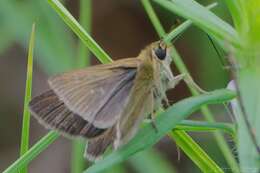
(0, 0, 234, 172)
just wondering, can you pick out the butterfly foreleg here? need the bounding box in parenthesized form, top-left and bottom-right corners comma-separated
(168, 73, 208, 94)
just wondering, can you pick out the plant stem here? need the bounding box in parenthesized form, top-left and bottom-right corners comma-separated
(77, 0, 92, 67)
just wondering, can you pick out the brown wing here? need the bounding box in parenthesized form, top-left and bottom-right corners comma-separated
(48, 58, 140, 129)
(29, 90, 105, 138)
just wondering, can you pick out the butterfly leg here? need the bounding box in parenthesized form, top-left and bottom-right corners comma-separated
(144, 92, 158, 132)
(148, 112, 158, 132)
(169, 73, 208, 94)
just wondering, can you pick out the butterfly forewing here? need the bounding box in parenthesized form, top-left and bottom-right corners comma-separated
(48, 58, 141, 129)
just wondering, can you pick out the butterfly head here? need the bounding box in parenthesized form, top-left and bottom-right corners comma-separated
(151, 41, 174, 83)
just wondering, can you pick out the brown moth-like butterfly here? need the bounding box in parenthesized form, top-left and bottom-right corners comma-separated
(29, 41, 187, 161)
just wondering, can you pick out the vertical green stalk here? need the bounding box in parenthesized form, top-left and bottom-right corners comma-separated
(77, 0, 92, 67)
(71, 1, 92, 173)
(19, 23, 36, 173)
(71, 139, 87, 173)
(141, 0, 240, 172)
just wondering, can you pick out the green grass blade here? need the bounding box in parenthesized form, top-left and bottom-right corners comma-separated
(153, 0, 240, 47)
(3, 131, 59, 173)
(19, 23, 36, 173)
(176, 120, 236, 137)
(84, 89, 235, 173)
(163, 2, 217, 43)
(71, 1, 92, 172)
(222, 0, 242, 29)
(71, 139, 87, 173)
(169, 130, 224, 173)
(141, 1, 240, 172)
(47, 0, 112, 64)
(141, 0, 165, 37)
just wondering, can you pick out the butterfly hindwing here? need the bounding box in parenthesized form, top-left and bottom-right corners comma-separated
(29, 90, 106, 138)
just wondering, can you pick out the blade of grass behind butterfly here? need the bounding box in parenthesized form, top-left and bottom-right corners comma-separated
(71, 1, 92, 173)
(47, 0, 112, 64)
(141, 0, 240, 172)
(19, 23, 35, 173)
(85, 89, 235, 173)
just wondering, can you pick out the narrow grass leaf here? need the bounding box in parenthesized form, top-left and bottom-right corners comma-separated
(77, 0, 92, 68)
(175, 120, 236, 138)
(71, 139, 87, 173)
(48, 0, 112, 64)
(153, 0, 240, 47)
(169, 130, 224, 173)
(3, 131, 59, 173)
(141, 0, 165, 37)
(19, 23, 36, 173)
(85, 89, 236, 173)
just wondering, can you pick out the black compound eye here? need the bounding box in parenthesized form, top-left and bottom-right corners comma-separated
(154, 46, 166, 60)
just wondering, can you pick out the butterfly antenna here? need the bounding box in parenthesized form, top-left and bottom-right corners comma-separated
(206, 34, 227, 68)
